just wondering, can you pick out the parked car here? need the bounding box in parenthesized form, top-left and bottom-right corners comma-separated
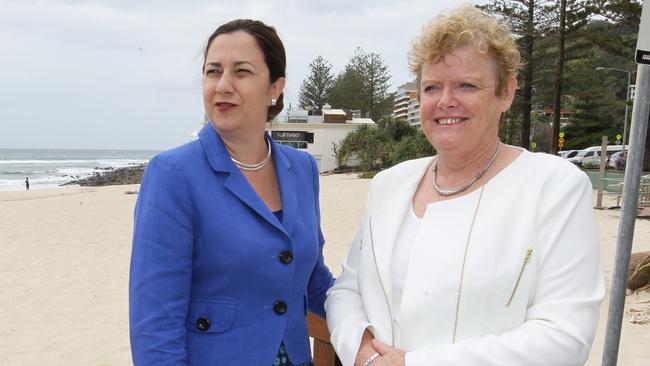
(558, 150, 579, 159)
(581, 152, 605, 168)
(568, 149, 598, 165)
(568, 145, 623, 166)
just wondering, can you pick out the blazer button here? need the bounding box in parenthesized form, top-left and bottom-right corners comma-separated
(279, 250, 293, 264)
(196, 317, 210, 332)
(273, 300, 287, 315)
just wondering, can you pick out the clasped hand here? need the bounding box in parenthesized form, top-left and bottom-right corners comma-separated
(355, 331, 405, 366)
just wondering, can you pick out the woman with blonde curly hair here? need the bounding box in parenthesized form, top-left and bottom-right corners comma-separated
(325, 5, 604, 366)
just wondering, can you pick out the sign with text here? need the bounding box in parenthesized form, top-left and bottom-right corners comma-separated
(272, 131, 314, 143)
(636, 0, 650, 64)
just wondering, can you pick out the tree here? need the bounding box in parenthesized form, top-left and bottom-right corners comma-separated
(359, 52, 393, 120)
(481, 0, 552, 149)
(389, 133, 436, 165)
(330, 48, 394, 121)
(335, 117, 436, 171)
(547, 0, 595, 154)
(336, 124, 391, 170)
(298, 56, 334, 113)
(329, 61, 365, 112)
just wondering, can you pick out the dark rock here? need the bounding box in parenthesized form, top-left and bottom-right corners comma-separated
(61, 164, 147, 187)
(628, 251, 650, 291)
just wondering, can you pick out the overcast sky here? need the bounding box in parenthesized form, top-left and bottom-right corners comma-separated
(1, 0, 483, 150)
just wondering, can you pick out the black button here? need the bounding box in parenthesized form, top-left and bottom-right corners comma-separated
(279, 250, 293, 264)
(273, 301, 287, 315)
(196, 317, 210, 331)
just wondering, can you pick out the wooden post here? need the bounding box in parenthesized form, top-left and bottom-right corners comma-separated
(596, 135, 608, 208)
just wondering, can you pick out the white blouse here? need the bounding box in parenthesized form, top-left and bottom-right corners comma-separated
(391, 204, 421, 346)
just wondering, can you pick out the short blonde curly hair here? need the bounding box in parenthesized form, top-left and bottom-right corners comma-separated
(409, 4, 521, 98)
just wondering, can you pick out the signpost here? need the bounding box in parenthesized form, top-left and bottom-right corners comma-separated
(602, 2, 650, 365)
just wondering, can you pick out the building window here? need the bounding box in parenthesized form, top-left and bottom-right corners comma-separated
(278, 141, 308, 149)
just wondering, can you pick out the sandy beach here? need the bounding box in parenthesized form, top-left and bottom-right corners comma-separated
(1, 174, 649, 365)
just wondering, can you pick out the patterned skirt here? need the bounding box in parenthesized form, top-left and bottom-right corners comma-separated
(273, 342, 314, 366)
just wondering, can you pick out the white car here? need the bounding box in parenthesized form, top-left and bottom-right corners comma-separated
(569, 145, 623, 166)
(568, 150, 598, 165)
(558, 150, 579, 159)
(581, 152, 603, 168)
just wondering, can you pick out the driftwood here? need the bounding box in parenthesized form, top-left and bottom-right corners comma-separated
(628, 251, 650, 291)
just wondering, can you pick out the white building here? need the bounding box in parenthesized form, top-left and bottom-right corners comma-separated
(392, 81, 421, 128)
(407, 97, 421, 127)
(269, 106, 375, 172)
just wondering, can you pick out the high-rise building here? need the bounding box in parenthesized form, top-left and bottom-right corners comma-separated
(392, 82, 420, 127)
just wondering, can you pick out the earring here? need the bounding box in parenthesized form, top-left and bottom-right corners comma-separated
(270, 98, 277, 106)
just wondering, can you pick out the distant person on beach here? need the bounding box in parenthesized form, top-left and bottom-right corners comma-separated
(325, 5, 604, 366)
(129, 20, 333, 365)
(25, 177, 29, 191)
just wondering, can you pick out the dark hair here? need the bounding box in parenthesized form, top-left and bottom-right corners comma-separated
(203, 19, 286, 121)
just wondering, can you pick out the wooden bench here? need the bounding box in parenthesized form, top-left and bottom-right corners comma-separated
(307, 313, 342, 366)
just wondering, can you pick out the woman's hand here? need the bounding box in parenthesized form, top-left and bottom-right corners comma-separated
(354, 329, 379, 366)
(370, 339, 406, 366)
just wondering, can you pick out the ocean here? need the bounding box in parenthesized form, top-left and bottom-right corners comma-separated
(0, 148, 160, 191)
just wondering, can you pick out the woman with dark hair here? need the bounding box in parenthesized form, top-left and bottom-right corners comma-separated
(129, 19, 333, 365)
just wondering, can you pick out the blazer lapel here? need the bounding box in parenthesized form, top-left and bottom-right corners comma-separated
(199, 125, 288, 237)
(370, 158, 433, 305)
(272, 139, 298, 238)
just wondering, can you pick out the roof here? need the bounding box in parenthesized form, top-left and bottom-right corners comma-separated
(349, 118, 375, 124)
(323, 109, 347, 116)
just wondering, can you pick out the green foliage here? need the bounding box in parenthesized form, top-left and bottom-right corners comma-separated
(377, 117, 416, 141)
(329, 48, 394, 121)
(335, 117, 435, 172)
(329, 62, 365, 112)
(358, 171, 379, 179)
(298, 56, 334, 113)
(336, 124, 391, 171)
(482, 0, 641, 152)
(389, 133, 436, 165)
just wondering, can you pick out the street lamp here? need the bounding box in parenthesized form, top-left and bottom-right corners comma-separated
(596, 66, 636, 152)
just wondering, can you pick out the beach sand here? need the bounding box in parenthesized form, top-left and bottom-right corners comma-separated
(0, 174, 648, 365)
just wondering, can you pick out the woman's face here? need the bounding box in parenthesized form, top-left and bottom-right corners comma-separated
(202, 31, 285, 136)
(419, 46, 515, 155)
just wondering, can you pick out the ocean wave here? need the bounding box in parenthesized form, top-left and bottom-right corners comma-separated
(0, 159, 99, 164)
(0, 158, 148, 165)
(0, 170, 55, 175)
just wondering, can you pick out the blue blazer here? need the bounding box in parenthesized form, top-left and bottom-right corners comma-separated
(129, 125, 334, 365)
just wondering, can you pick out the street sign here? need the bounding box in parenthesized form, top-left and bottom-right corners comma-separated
(616, 134, 622, 140)
(637, 1, 650, 64)
(559, 132, 565, 138)
(531, 142, 537, 150)
(559, 137, 565, 148)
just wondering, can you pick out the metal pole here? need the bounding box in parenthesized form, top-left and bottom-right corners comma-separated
(622, 71, 631, 152)
(602, 63, 650, 366)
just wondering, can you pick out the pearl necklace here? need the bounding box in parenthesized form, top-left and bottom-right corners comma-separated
(432, 141, 500, 196)
(230, 138, 272, 171)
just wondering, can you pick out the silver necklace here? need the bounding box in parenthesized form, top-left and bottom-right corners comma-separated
(432, 141, 500, 196)
(230, 138, 272, 171)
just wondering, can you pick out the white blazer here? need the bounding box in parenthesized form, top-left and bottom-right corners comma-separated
(325, 151, 604, 366)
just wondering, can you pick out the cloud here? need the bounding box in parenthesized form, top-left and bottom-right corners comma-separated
(0, 0, 482, 149)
